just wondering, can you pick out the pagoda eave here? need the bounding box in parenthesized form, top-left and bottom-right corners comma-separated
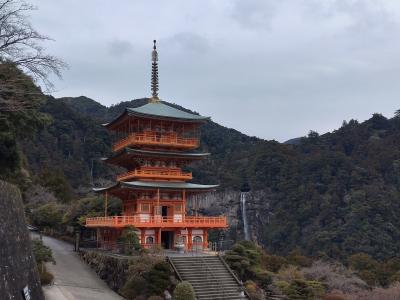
(93, 181, 219, 194)
(104, 102, 210, 130)
(102, 147, 210, 167)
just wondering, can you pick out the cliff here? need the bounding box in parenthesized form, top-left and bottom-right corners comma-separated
(0, 180, 44, 300)
(188, 190, 274, 245)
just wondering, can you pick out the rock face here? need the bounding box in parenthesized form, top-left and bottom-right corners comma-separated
(0, 180, 44, 300)
(188, 189, 273, 245)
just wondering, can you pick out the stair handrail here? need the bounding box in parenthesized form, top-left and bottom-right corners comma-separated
(218, 254, 252, 300)
(167, 256, 183, 281)
(199, 256, 226, 299)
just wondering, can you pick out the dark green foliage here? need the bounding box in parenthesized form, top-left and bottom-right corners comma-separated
(284, 279, 316, 300)
(37, 168, 73, 202)
(225, 241, 272, 288)
(172, 281, 195, 300)
(30, 203, 65, 229)
(0, 63, 49, 180)
(20, 96, 113, 192)
(32, 239, 55, 276)
(287, 250, 312, 268)
(117, 226, 141, 255)
(145, 261, 173, 296)
(263, 255, 288, 272)
(38, 266, 54, 285)
(63, 196, 122, 227)
(120, 256, 173, 299)
(348, 253, 390, 287)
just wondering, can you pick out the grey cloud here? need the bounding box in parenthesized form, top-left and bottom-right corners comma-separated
(29, 0, 400, 141)
(163, 32, 209, 53)
(230, 0, 277, 29)
(108, 39, 133, 57)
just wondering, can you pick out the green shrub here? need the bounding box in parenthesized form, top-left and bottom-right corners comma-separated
(30, 203, 65, 229)
(120, 256, 173, 299)
(117, 226, 141, 255)
(285, 279, 315, 300)
(39, 266, 54, 285)
(173, 281, 195, 300)
(146, 261, 173, 296)
(32, 238, 55, 273)
(254, 270, 273, 289)
(287, 250, 312, 268)
(263, 254, 287, 272)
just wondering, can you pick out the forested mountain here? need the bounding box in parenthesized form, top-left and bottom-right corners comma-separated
(12, 95, 400, 260)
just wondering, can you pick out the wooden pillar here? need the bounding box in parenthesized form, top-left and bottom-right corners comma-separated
(104, 191, 108, 217)
(141, 229, 145, 246)
(188, 228, 192, 250)
(96, 228, 100, 249)
(157, 228, 161, 246)
(183, 190, 186, 221)
(203, 230, 208, 249)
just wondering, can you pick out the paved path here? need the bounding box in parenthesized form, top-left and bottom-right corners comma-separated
(35, 235, 123, 300)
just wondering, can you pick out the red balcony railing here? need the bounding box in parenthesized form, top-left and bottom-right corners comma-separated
(113, 131, 199, 152)
(117, 167, 192, 181)
(86, 215, 228, 228)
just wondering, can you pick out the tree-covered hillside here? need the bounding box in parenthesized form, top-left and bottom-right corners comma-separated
(11, 95, 400, 260)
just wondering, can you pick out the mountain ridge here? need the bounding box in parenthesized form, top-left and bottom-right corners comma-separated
(19, 95, 400, 260)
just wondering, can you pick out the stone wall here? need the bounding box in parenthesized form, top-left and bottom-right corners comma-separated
(79, 250, 130, 292)
(0, 180, 44, 300)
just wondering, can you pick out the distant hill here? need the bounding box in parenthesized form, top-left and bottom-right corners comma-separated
(284, 137, 303, 145)
(18, 96, 400, 260)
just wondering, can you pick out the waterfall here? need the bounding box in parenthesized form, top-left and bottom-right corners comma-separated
(240, 192, 250, 240)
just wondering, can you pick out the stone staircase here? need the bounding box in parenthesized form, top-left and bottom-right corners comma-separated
(168, 255, 249, 300)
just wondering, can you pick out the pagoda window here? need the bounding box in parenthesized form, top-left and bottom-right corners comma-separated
(174, 204, 182, 213)
(146, 236, 154, 244)
(140, 203, 151, 213)
(193, 236, 202, 243)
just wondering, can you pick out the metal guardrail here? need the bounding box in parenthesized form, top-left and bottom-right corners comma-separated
(218, 254, 252, 300)
(167, 257, 182, 281)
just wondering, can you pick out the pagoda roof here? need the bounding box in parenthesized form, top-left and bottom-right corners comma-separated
(103, 148, 209, 166)
(104, 101, 209, 128)
(93, 180, 218, 193)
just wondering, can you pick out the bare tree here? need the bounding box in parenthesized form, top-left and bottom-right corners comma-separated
(0, 0, 66, 90)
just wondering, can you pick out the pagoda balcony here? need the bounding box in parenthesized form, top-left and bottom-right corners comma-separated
(112, 131, 199, 152)
(117, 167, 192, 181)
(86, 215, 228, 228)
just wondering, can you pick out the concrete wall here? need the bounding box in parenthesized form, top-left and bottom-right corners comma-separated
(0, 180, 44, 300)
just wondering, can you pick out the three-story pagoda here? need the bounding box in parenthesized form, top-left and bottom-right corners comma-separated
(86, 41, 227, 251)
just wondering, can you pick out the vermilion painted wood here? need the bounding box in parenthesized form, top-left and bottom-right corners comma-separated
(117, 167, 192, 181)
(86, 215, 228, 228)
(113, 131, 199, 152)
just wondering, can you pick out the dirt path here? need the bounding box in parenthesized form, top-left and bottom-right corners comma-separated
(36, 235, 123, 300)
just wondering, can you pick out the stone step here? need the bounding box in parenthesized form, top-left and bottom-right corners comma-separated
(168, 255, 249, 300)
(179, 269, 232, 276)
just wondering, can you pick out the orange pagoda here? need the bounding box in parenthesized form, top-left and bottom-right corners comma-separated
(86, 40, 227, 251)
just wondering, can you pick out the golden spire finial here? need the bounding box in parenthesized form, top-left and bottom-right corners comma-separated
(150, 39, 160, 103)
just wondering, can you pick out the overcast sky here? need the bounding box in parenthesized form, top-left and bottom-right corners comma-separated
(29, 0, 400, 141)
